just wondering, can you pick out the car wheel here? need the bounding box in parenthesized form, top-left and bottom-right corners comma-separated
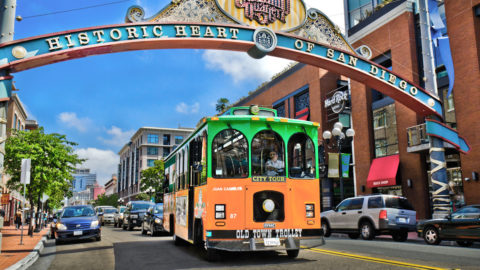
(286, 249, 300, 258)
(360, 221, 375, 240)
(322, 220, 331, 237)
(423, 227, 441, 245)
(392, 231, 408, 242)
(114, 222, 117, 228)
(96, 235, 101, 241)
(150, 225, 156, 237)
(456, 240, 473, 247)
(348, 233, 360, 239)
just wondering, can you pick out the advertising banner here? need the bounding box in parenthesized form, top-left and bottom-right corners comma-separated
(328, 153, 339, 178)
(341, 153, 351, 178)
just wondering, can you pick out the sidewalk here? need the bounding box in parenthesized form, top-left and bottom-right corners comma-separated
(0, 225, 49, 269)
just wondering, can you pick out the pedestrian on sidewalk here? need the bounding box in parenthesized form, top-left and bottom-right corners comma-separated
(15, 210, 22, 229)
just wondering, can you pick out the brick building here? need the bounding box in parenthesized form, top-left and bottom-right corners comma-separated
(235, 0, 479, 219)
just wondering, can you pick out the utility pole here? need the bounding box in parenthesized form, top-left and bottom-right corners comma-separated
(0, 0, 17, 182)
(418, 0, 450, 219)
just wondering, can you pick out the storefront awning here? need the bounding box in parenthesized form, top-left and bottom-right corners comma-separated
(366, 154, 399, 188)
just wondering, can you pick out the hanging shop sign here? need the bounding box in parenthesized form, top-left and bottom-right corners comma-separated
(1, 193, 9, 204)
(324, 90, 349, 114)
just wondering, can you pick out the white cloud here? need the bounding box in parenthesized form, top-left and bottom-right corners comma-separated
(98, 126, 135, 147)
(176, 102, 200, 114)
(203, 51, 293, 83)
(57, 112, 92, 133)
(75, 148, 119, 186)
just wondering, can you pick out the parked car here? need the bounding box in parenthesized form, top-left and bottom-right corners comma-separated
(54, 205, 101, 244)
(122, 201, 155, 231)
(321, 194, 416, 241)
(141, 203, 164, 236)
(94, 205, 114, 226)
(417, 205, 480, 246)
(114, 206, 126, 228)
(102, 207, 117, 225)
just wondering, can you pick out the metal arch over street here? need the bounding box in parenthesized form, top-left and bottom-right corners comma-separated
(0, 22, 443, 118)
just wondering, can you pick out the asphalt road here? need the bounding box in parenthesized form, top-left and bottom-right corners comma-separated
(29, 225, 480, 270)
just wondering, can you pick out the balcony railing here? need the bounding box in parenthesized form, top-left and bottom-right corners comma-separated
(407, 123, 429, 147)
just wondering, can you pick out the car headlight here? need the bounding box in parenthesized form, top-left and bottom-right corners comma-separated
(119, 214, 124, 219)
(56, 223, 67, 231)
(91, 220, 99, 228)
(155, 218, 162, 224)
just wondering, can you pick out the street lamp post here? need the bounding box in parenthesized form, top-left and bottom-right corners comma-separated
(145, 187, 155, 202)
(322, 121, 355, 202)
(117, 198, 124, 206)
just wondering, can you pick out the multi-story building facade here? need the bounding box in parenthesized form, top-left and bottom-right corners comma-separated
(104, 175, 117, 196)
(235, 0, 479, 219)
(72, 168, 97, 192)
(118, 127, 193, 202)
(1, 93, 30, 225)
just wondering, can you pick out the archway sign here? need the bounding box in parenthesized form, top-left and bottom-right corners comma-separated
(0, 0, 469, 212)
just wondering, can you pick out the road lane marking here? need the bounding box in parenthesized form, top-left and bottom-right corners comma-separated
(306, 247, 453, 270)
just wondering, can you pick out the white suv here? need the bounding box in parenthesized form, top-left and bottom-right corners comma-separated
(321, 195, 416, 241)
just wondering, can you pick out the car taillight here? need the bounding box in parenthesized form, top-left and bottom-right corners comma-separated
(306, 204, 315, 218)
(379, 210, 388, 220)
(215, 204, 225, 219)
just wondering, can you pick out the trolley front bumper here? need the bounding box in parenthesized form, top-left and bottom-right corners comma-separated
(205, 229, 324, 252)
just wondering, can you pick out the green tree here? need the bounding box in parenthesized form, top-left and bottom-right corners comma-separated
(135, 193, 150, 201)
(5, 128, 83, 232)
(215, 98, 229, 113)
(94, 193, 119, 207)
(140, 160, 164, 202)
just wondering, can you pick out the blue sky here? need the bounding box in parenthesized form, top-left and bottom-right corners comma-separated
(12, 0, 344, 184)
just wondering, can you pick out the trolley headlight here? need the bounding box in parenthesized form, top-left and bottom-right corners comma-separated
(215, 204, 225, 219)
(56, 223, 67, 231)
(262, 199, 275, 213)
(306, 204, 315, 218)
(250, 105, 260, 115)
(155, 218, 162, 224)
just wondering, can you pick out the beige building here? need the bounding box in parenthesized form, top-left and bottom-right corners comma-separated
(104, 175, 117, 196)
(118, 127, 193, 202)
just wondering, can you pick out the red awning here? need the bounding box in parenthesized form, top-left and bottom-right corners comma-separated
(295, 107, 309, 120)
(366, 154, 400, 188)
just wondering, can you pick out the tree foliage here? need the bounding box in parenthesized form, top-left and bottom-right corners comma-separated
(215, 98, 229, 113)
(5, 128, 83, 211)
(140, 160, 164, 202)
(94, 193, 119, 207)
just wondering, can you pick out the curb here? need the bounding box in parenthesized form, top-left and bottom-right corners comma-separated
(330, 233, 425, 243)
(6, 236, 47, 270)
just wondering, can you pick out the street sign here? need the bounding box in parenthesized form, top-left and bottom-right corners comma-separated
(20, 159, 31, 184)
(41, 194, 49, 203)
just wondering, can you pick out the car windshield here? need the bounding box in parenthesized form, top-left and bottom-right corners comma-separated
(132, 203, 153, 211)
(104, 208, 116, 214)
(61, 206, 95, 218)
(385, 197, 414, 210)
(154, 205, 163, 215)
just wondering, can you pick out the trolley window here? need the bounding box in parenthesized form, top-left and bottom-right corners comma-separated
(212, 129, 248, 178)
(288, 133, 316, 179)
(252, 130, 285, 177)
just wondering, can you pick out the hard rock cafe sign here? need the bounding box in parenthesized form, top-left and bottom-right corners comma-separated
(324, 91, 349, 114)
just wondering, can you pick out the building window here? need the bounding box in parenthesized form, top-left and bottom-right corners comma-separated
(274, 102, 286, 117)
(447, 94, 455, 111)
(13, 113, 17, 129)
(163, 147, 170, 157)
(348, 0, 374, 28)
(373, 110, 386, 129)
(148, 134, 159, 144)
(175, 136, 184, 145)
(147, 159, 155, 167)
(163, 134, 170, 145)
(375, 139, 387, 157)
(147, 147, 158, 155)
(294, 91, 309, 113)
